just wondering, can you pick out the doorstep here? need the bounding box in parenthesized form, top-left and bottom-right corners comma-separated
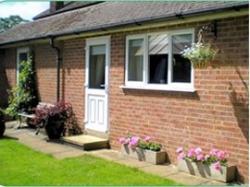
(62, 134, 109, 150)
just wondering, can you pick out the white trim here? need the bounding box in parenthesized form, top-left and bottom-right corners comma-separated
(120, 85, 196, 93)
(16, 47, 29, 84)
(84, 36, 110, 133)
(125, 28, 195, 91)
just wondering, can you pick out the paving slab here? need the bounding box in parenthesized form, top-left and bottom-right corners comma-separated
(115, 157, 153, 168)
(53, 149, 86, 159)
(88, 149, 125, 161)
(140, 164, 179, 178)
(167, 172, 210, 185)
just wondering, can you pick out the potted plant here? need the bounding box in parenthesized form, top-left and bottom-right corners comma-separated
(0, 109, 6, 137)
(119, 135, 166, 164)
(34, 101, 73, 140)
(181, 42, 217, 68)
(176, 147, 236, 182)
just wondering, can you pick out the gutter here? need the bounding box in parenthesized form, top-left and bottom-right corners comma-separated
(49, 37, 61, 102)
(0, 3, 248, 47)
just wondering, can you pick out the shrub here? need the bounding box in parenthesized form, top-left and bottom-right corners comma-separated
(5, 57, 38, 117)
(34, 101, 82, 136)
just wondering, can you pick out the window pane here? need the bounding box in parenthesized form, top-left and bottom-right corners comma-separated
(172, 34, 192, 83)
(89, 45, 105, 89)
(148, 34, 168, 84)
(128, 39, 143, 81)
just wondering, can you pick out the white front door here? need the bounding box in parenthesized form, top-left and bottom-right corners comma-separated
(85, 36, 110, 132)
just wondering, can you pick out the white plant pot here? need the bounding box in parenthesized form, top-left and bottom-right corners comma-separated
(177, 159, 236, 182)
(121, 145, 166, 164)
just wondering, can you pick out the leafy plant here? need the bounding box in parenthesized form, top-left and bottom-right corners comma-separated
(5, 57, 38, 118)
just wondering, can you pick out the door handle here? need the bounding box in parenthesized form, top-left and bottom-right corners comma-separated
(100, 84, 105, 88)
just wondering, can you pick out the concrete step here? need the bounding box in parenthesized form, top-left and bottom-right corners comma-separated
(62, 134, 109, 151)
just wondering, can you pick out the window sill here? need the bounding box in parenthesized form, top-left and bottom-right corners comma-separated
(120, 85, 196, 93)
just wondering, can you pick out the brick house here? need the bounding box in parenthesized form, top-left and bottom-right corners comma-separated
(0, 2, 248, 182)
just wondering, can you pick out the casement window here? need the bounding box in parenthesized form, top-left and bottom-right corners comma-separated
(124, 29, 195, 92)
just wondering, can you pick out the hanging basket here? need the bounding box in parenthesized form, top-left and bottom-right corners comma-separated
(192, 60, 211, 69)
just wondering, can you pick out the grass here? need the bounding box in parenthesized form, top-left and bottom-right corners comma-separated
(0, 139, 179, 186)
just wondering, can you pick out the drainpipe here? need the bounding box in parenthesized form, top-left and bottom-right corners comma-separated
(49, 37, 61, 102)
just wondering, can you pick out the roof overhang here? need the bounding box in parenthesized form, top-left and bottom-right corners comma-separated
(0, 6, 248, 49)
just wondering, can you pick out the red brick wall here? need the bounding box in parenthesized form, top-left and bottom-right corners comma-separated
(61, 39, 85, 126)
(34, 44, 57, 103)
(109, 16, 249, 182)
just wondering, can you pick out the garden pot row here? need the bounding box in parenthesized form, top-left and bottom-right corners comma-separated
(121, 145, 236, 183)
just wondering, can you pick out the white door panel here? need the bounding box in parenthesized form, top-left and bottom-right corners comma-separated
(85, 37, 110, 132)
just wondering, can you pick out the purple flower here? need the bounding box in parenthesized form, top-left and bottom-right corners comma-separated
(187, 148, 196, 158)
(144, 136, 151, 142)
(212, 161, 222, 171)
(129, 136, 140, 148)
(176, 147, 183, 154)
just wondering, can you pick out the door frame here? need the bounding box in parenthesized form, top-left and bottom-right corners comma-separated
(84, 36, 110, 133)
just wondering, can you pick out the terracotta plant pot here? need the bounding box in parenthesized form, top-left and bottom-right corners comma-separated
(121, 144, 166, 165)
(177, 159, 236, 182)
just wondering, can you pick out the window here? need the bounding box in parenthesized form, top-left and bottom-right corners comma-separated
(128, 39, 144, 82)
(17, 47, 29, 84)
(89, 44, 105, 89)
(125, 30, 194, 92)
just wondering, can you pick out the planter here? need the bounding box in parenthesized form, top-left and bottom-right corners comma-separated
(177, 159, 236, 182)
(121, 145, 166, 164)
(192, 61, 210, 69)
(45, 119, 65, 140)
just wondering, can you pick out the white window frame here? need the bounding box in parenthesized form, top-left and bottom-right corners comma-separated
(124, 29, 195, 92)
(16, 47, 29, 84)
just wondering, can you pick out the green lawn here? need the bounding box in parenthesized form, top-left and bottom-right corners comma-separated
(0, 139, 179, 186)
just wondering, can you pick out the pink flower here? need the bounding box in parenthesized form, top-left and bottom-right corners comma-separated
(118, 137, 127, 145)
(216, 150, 228, 161)
(187, 148, 196, 157)
(195, 147, 202, 155)
(176, 147, 183, 154)
(210, 148, 219, 156)
(178, 152, 186, 160)
(129, 136, 140, 148)
(212, 161, 222, 171)
(144, 136, 151, 142)
(196, 154, 204, 161)
(125, 138, 130, 144)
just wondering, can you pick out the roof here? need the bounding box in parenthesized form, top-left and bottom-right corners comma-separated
(33, 2, 102, 20)
(0, 1, 248, 46)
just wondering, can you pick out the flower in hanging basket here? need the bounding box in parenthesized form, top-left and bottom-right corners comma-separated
(181, 42, 217, 68)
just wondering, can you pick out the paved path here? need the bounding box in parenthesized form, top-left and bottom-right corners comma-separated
(4, 126, 227, 186)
